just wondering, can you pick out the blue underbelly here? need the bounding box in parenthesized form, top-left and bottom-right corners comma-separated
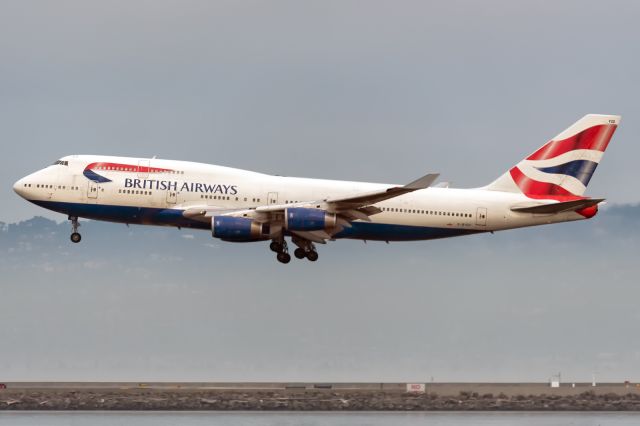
(335, 221, 482, 241)
(30, 200, 483, 241)
(31, 200, 211, 230)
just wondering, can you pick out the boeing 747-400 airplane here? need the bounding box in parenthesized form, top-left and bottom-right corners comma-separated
(13, 114, 619, 263)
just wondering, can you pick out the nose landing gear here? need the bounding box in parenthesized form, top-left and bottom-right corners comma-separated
(69, 216, 81, 243)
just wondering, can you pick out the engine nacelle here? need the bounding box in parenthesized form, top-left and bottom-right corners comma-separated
(212, 216, 268, 241)
(285, 208, 337, 231)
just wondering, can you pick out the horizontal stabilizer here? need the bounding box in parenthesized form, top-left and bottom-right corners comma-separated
(511, 198, 604, 214)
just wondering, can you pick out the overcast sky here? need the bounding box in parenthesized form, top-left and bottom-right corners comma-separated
(2, 0, 639, 222)
(1, 1, 640, 383)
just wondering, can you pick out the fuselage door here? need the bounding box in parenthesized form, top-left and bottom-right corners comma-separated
(476, 207, 487, 226)
(267, 192, 278, 205)
(87, 180, 99, 199)
(166, 189, 177, 204)
(138, 159, 150, 179)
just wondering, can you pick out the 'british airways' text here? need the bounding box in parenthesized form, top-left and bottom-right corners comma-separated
(124, 178, 238, 195)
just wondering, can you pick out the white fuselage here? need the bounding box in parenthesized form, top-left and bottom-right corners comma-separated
(13, 155, 589, 242)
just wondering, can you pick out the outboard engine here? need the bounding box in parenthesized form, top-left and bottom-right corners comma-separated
(284, 208, 337, 231)
(212, 216, 269, 241)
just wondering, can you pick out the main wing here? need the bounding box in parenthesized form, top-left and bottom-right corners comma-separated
(183, 173, 439, 243)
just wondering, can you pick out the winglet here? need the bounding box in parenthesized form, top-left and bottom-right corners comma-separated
(404, 173, 439, 190)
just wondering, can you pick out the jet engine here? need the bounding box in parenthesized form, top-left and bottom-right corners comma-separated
(211, 216, 269, 242)
(284, 208, 337, 231)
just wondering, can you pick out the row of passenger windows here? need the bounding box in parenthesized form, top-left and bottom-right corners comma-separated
(118, 189, 152, 195)
(380, 207, 472, 218)
(21, 182, 477, 222)
(25, 181, 473, 218)
(202, 194, 232, 201)
(200, 194, 262, 203)
(26, 183, 80, 190)
(52, 160, 69, 166)
(23, 181, 474, 219)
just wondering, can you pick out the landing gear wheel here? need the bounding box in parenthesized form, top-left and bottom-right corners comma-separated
(306, 250, 319, 262)
(277, 252, 291, 264)
(270, 241, 283, 252)
(69, 216, 81, 243)
(294, 248, 306, 259)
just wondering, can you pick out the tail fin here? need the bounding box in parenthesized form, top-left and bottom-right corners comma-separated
(485, 114, 620, 199)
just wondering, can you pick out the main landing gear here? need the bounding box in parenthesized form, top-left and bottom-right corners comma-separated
(293, 247, 318, 262)
(270, 239, 291, 264)
(271, 237, 320, 264)
(292, 237, 319, 262)
(69, 216, 81, 243)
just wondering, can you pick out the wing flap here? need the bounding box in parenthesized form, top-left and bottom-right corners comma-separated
(290, 230, 330, 244)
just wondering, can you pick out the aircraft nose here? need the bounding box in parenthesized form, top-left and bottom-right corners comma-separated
(13, 177, 27, 198)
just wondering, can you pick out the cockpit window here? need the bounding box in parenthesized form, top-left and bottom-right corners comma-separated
(53, 160, 69, 166)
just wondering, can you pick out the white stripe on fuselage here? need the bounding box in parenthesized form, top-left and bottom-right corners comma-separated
(15, 155, 590, 240)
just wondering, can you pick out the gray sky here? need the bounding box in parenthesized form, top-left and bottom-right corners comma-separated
(1, 1, 640, 383)
(2, 0, 639, 222)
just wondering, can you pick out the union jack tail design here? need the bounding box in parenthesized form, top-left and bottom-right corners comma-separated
(486, 114, 620, 199)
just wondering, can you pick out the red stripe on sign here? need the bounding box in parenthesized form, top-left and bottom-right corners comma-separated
(85, 162, 174, 173)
